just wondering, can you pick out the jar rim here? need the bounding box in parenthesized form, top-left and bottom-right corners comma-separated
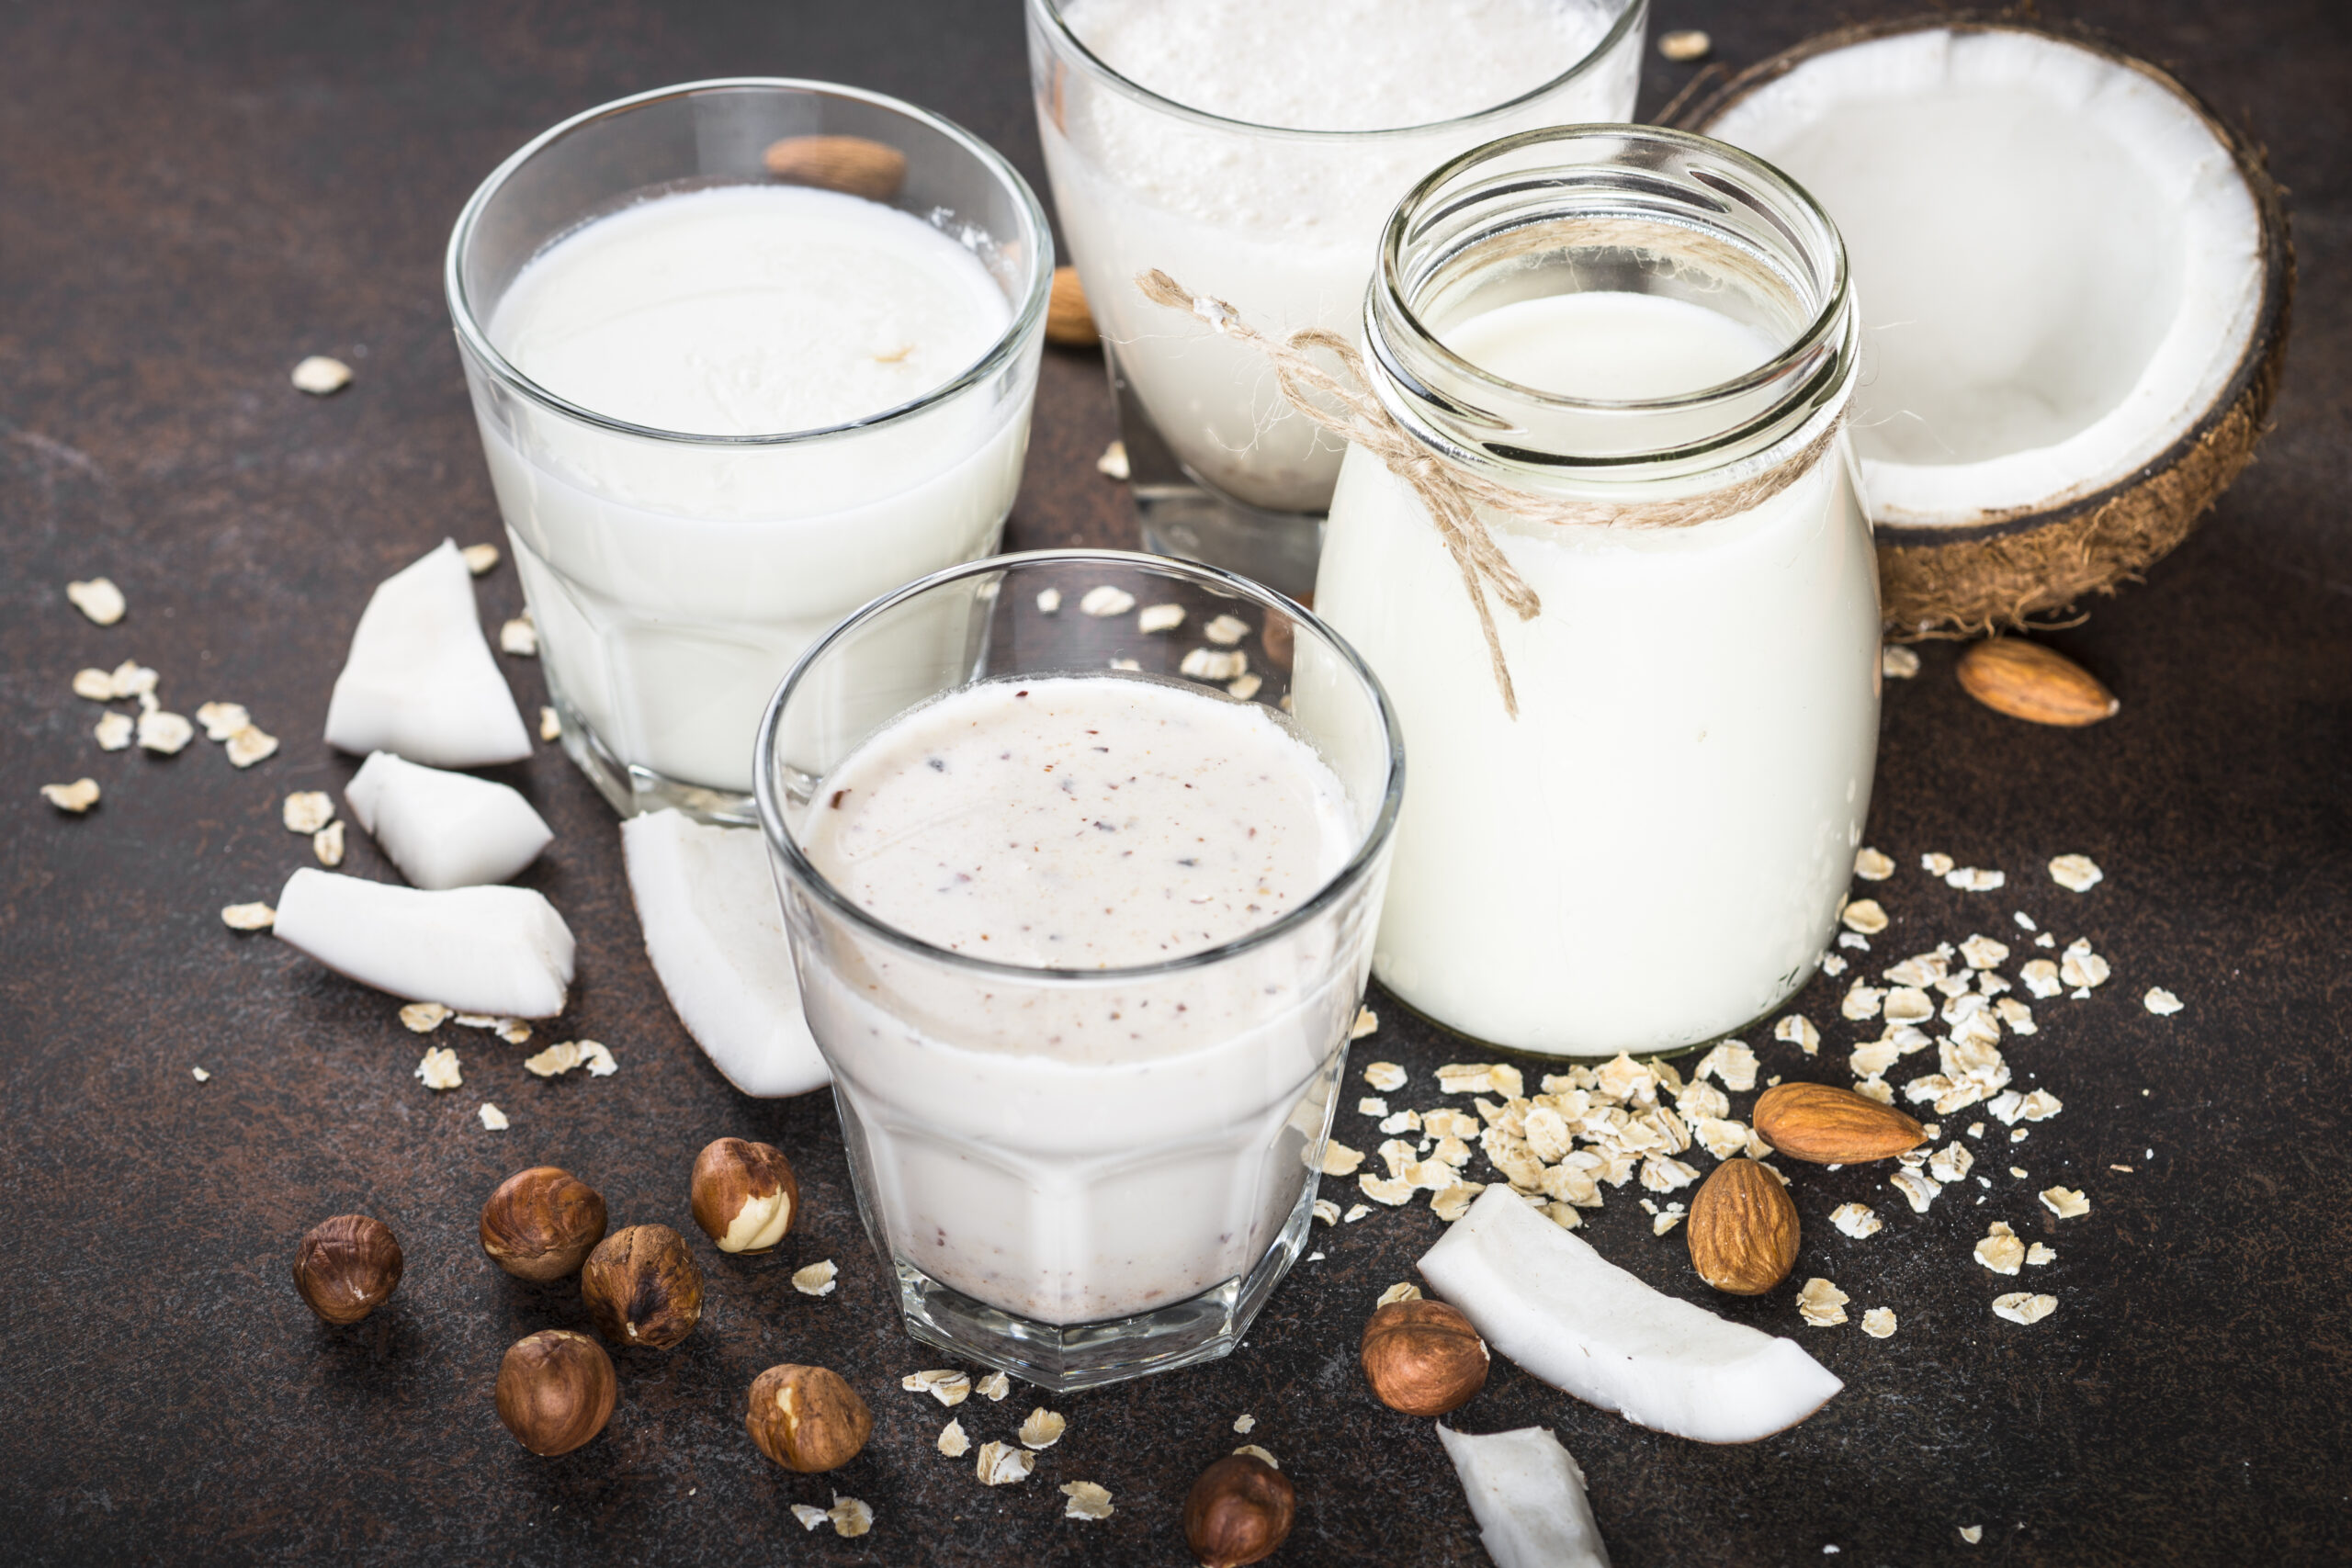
(1366, 124, 1855, 474)
(1025, 0, 1648, 143)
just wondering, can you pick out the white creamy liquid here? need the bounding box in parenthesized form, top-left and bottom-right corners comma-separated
(1042, 0, 1638, 512)
(1316, 292, 1882, 1055)
(796, 676, 1367, 1323)
(481, 185, 1027, 794)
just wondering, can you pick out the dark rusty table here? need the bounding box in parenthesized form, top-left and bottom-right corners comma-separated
(4, 2, 2347, 1563)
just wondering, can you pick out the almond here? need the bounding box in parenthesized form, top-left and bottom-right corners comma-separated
(1956, 639, 2119, 727)
(1686, 1157, 1800, 1295)
(761, 135, 908, 201)
(1753, 1082, 1928, 1164)
(1046, 265, 1096, 346)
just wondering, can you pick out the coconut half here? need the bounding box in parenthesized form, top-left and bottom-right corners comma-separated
(1435, 1425, 1613, 1568)
(1687, 17, 2291, 633)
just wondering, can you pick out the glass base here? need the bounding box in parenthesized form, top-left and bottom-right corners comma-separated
(551, 691, 758, 825)
(1374, 958, 1824, 1064)
(889, 1176, 1321, 1393)
(1109, 350, 1327, 603)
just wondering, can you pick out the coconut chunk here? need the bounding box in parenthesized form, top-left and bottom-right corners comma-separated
(271, 867, 574, 1018)
(1435, 1425, 1611, 1568)
(345, 751, 552, 889)
(1419, 1185, 1841, 1443)
(620, 810, 826, 1098)
(323, 541, 530, 767)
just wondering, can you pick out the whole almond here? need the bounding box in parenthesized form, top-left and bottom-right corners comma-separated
(1687, 1157, 1800, 1294)
(762, 135, 908, 201)
(1046, 265, 1096, 346)
(1753, 1082, 1927, 1164)
(1956, 639, 2118, 727)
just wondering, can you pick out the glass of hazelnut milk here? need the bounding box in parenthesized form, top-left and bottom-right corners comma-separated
(1026, 0, 1645, 598)
(756, 550, 1401, 1390)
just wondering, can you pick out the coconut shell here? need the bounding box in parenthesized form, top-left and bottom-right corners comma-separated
(1680, 14, 2295, 637)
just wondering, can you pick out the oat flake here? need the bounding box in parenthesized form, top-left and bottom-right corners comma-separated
(399, 1001, 449, 1032)
(903, 1370, 971, 1406)
(72, 669, 115, 701)
(1320, 1141, 1365, 1178)
(1853, 847, 1894, 881)
(1095, 441, 1130, 480)
(1879, 645, 1919, 679)
(1137, 604, 1185, 634)
(195, 702, 250, 741)
(282, 791, 334, 833)
(1840, 898, 1889, 935)
(1227, 673, 1263, 702)
(937, 1418, 970, 1458)
(1035, 587, 1062, 615)
(1830, 1203, 1882, 1240)
(478, 1102, 509, 1130)
(220, 901, 276, 931)
(137, 708, 195, 754)
(1061, 1481, 1114, 1520)
(312, 820, 345, 866)
(1946, 866, 2006, 892)
(793, 1259, 838, 1296)
(2059, 940, 2110, 990)
(1974, 1221, 2025, 1275)
(66, 577, 128, 626)
(500, 616, 537, 657)
(826, 1496, 873, 1538)
(1992, 1292, 2058, 1325)
(1019, 1407, 1068, 1449)
(290, 355, 353, 394)
(191, 1066, 210, 1082)
(2048, 854, 2103, 893)
(1375, 1281, 1422, 1309)
(414, 1047, 462, 1090)
(1960, 1525, 1984, 1545)
(976, 1440, 1035, 1485)
(1351, 1007, 1379, 1040)
(1078, 585, 1134, 617)
(2143, 987, 2184, 1016)
(1233, 1445, 1279, 1469)
(539, 705, 562, 741)
(1774, 1014, 1820, 1055)
(40, 778, 100, 813)
(976, 1371, 1011, 1403)
(1343, 1203, 1371, 1224)
(2027, 1243, 2056, 1266)
(1204, 614, 1250, 646)
(2040, 1186, 2089, 1219)
(1180, 647, 1248, 682)
(1796, 1277, 1849, 1327)
(461, 543, 501, 575)
(1312, 1198, 1340, 1225)
(791, 1505, 829, 1531)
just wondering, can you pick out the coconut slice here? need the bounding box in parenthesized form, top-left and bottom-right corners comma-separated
(273, 867, 574, 1018)
(1435, 1425, 1611, 1568)
(1689, 18, 2290, 632)
(323, 540, 531, 767)
(1418, 1185, 1841, 1443)
(619, 810, 826, 1098)
(344, 751, 553, 890)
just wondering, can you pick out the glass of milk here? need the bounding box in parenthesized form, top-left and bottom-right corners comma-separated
(756, 549, 1401, 1390)
(1025, 0, 1645, 598)
(1313, 126, 1879, 1057)
(447, 80, 1052, 822)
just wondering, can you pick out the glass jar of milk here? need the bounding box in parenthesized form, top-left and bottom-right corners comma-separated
(1314, 126, 1879, 1058)
(447, 80, 1052, 822)
(1026, 0, 1645, 598)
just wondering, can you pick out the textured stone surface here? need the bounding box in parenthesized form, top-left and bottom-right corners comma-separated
(2, 1, 2348, 1563)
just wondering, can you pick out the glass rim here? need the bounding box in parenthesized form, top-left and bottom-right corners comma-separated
(754, 547, 1406, 986)
(1372, 123, 1852, 423)
(443, 76, 1055, 449)
(1025, 0, 1648, 142)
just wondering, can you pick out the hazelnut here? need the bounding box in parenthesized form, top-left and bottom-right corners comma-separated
(688, 1138, 799, 1254)
(494, 1329, 616, 1456)
(1183, 1452, 1295, 1568)
(479, 1166, 607, 1281)
(745, 1363, 873, 1472)
(1360, 1296, 1488, 1415)
(580, 1224, 704, 1348)
(292, 1213, 403, 1324)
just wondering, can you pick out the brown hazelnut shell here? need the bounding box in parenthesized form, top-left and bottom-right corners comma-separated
(1360, 1296, 1489, 1415)
(495, 1329, 616, 1456)
(292, 1213, 402, 1325)
(745, 1364, 873, 1473)
(1184, 1453, 1295, 1568)
(580, 1224, 704, 1348)
(688, 1138, 799, 1255)
(479, 1166, 607, 1281)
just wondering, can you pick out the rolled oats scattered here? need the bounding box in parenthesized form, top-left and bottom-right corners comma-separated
(1227, 672, 1263, 701)
(792, 1259, 839, 1296)
(2059, 939, 2109, 990)
(461, 543, 501, 575)
(1879, 645, 1919, 679)
(2143, 987, 2183, 1016)
(1363, 1061, 1407, 1092)
(72, 669, 115, 701)
(282, 791, 334, 834)
(191, 1066, 210, 1082)
(1840, 898, 1888, 935)
(1996, 996, 2038, 1034)
(220, 901, 276, 931)
(478, 1101, 509, 1130)
(538, 705, 562, 741)
(2019, 958, 2063, 998)
(2040, 1186, 2089, 1219)
(1774, 1014, 1820, 1055)
(1693, 1041, 1758, 1091)
(1430, 1183, 1484, 1222)
(1019, 1407, 1068, 1449)
(1640, 1156, 1699, 1192)
(1820, 953, 1849, 976)
(976, 1372, 1011, 1402)
(137, 707, 195, 754)
(1992, 1292, 2057, 1325)
(195, 702, 250, 741)
(1377, 1110, 1421, 1135)
(1842, 986, 1885, 1021)
(1180, 647, 1248, 682)
(1889, 1168, 1940, 1213)
(1359, 1173, 1414, 1206)
(499, 615, 537, 657)
(1946, 866, 2006, 892)
(2048, 854, 2103, 893)
(1094, 440, 1130, 480)
(903, 1371, 971, 1406)
(1035, 587, 1062, 614)
(1375, 1281, 1421, 1309)
(791, 1505, 829, 1531)
(399, 1001, 449, 1032)
(1974, 1221, 2025, 1275)
(1960, 934, 2010, 970)
(66, 577, 128, 626)
(1061, 1481, 1114, 1520)
(1650, 1202, 1687, 1236)
(2026, 1243, 2056, 1266)
(1830, 1203, 1882, 1240)
(1351, 1007, 1379, 1040)
(1960, 1526, 1984, 1545)
(1203, 614, 1250, 646)
(1854, 1077, 1894, 1104)
(1929, 1143, 1975, 1184)
(40, 778, 100, 813)
(1078, 585, 1135, 617)
(415, 1047, 462, 1090)
(2035, 931, 2055, 947)
(524, 1040, 616, 1077)
(1234, 1414, 1256, 1434)
(1860, 1306, 1897, 1338)
(1883, 987, 1934, 1025)
(1107, 657, 1140, 671)
(1320, 1141, 1365, 1178)
(290, 355, 353, 395)
(1136, 604, 1185, 634)
(1921, 852, 1954, 876)
(1658, 27, 1712, 62)
(935, 1418, 970, 1458)
(312, 820, 345, 866)
(976, 1441, 1035, 1485)
(1342, 1203, 1371, 1224)
(1796, 1277, 1849, 1327)
(1853, 847, 1894, 881)
(224, 723, 279, 768)
(826, 1496, 874, 1538)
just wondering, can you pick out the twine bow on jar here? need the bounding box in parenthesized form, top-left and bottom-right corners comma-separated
(1135, 269, 1841, 718)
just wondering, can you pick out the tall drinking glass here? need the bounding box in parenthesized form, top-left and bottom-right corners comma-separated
(1025, 0, 1646, 598)
(756, 550, 1402, 1390)
(447, 80, 1052, 823)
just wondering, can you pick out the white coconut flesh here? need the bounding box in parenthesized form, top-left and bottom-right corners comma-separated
(345, 750, 553, 891)
(272, 867, 576, 1018)
(1702, 26, 2266, 531)
(1435, 1425, 1613, 1568)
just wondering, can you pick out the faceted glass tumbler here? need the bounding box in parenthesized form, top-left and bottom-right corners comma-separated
(447, 78, 1052, 822)
(755, 550, 1403, 1391)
